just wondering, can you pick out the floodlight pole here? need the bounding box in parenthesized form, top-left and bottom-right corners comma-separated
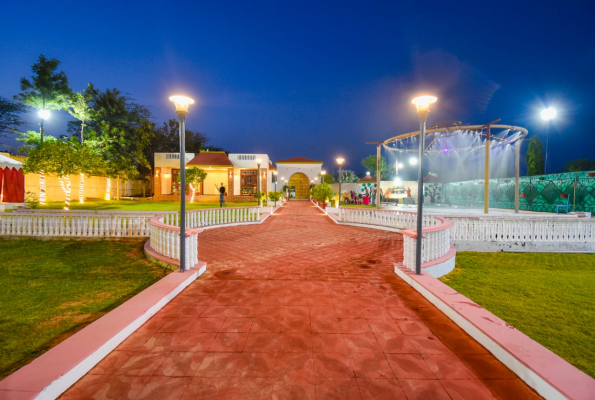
(483, 119, 501, 214)
(515, 140, 521, 214)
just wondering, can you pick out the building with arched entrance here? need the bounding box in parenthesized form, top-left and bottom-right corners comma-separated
(275, 157, 323, 199)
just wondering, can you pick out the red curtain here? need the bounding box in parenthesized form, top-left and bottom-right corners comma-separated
(0, 168, 3, 201)
(2, 168, 25, 202)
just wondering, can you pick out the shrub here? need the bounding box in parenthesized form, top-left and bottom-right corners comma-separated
(268, 191, 282, 201)
(312, 184, 333, 203)
(25, 191, 39, 209)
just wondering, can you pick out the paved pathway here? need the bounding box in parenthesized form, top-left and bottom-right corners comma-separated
(62, 201, 540, 399)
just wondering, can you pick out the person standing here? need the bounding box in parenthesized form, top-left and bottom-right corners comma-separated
(215, 182, 226, 208)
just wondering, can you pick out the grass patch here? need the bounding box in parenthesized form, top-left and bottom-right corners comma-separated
(440, 252, 595, 378)
(36, 200, 258, 211)
(0, 238, 169, 379)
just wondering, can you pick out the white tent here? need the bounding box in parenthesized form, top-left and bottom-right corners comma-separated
(0, 154, 23, 169)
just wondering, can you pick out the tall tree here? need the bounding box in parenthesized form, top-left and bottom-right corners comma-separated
(63, 83, 98, 144)
(563, 158, 595, 172)
(177, 166, 208, 203)
(92, 88, 154, 199)
(525, 136, 545, 176)
(15, 55, 70, 142)
(337, 169, 359, 183)
(361, 155, 395, 179)
(0, 96, 26, 136)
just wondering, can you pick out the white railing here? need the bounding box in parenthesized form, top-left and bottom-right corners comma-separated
(147, 215, 200, 270)
(336, 207, 452, 272)
(448, 217, 595, 243)
(338, 207, 439, 230)
(0, 207, 262, 237)
(400, 217, 452, 271)
(0, 212, 157, 237)
(185, 207, 261, 228)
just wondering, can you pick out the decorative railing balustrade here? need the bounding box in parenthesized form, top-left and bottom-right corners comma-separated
(0, 212, 161, 237)
(447, 216, 595, 243)
(337, 207, 452, 272)
(0, 207, 262, 238)
(147, 215, 200, 270)
(400, 218, 452, 271)
(338, 207, 439, 231)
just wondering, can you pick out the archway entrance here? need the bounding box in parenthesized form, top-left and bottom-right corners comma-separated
(288, 173, 310, 199)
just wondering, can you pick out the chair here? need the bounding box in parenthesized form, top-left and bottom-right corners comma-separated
(556, 196, 570, 214)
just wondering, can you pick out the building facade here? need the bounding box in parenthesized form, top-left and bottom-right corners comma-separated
(275, 157, 323, 199)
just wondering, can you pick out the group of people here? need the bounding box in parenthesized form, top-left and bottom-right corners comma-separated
(342, 185, 378, 206)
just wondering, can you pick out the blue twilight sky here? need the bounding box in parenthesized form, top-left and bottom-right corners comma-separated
(1, 0, 593, 178)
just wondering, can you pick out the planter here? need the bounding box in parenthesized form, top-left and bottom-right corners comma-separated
(320, 202, 327, 209)
(520, 193, 526, 198)
(588, 173, 595, 177)
(504, 180, 509, 183)
(560, 194, 568, 198)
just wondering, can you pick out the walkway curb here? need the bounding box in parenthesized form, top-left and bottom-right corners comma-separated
(0, 263, 207, 400)
(394, 264, 595, 400)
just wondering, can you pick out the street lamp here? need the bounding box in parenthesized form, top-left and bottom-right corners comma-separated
(321, 170, 326, 184)
(256, 158, 262, 206)
(366, 171, 370, 176)
(541, 107, 556, 175)
(273, 171, 278, 207)
(336, 158, 345, 206)
(409, 157, 418, 166)
(169, 94, 195, 272)
(411, 95, 437, 275)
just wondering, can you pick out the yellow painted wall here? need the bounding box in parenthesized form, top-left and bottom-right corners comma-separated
(202, 171, 228, 195)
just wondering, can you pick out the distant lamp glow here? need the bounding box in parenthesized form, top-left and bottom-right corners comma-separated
(273, 171, 278, 176)
(398, 163, 403, 168)
(169, 95, 195, 115)
(38, 109, 50, 120)
(336, 158, 345, 165)
(409, 157, 418, 165)
(256, 158, 262, 166)
(541, 107, 556, 121)
(411, 95, 437, 114)
(366, 171, 370, 176)
(394, 177, 402, 186)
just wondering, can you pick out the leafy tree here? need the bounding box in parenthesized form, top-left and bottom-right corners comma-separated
(319, 172, 336, 184)
(176, 166, 208, 202)
(15, 55, 70, 141)
(92, 88, 155, 198)
(63, 83, 98, 144)
(563, 158, 595, 172)
(525, 136, 545, 176)
(0, 96, 26, 136)
(361, 155, 395, 179)
(152, 119, 210, 154)
(337, 169, 359, 183)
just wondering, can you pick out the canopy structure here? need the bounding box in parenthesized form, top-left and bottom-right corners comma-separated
(0, 154, 25, 203)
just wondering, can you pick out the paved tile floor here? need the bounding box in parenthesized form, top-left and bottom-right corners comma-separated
(61, 201, 541, 399)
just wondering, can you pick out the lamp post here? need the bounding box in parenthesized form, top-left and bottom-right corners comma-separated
(411, 95, 437, 275)
(336, 158, 345, 206)
(273, 171, 278, 207)
(395, 162, 403, 176)
(256, 158, 262, 206)
(321, 170, 326, 184)
(169, 95, 195, 272)
(541, 107, 556, 175)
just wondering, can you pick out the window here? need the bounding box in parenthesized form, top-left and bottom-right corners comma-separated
(170, 169, 189, 194)
(240, 170, 258, 195)
(165, 153, 180, 160)
(237, 154, 255, 161)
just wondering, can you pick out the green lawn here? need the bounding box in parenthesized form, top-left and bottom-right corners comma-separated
(440, 252, 595, 378)
(0, 238, 168, 379)
(36, 200, 258, 211)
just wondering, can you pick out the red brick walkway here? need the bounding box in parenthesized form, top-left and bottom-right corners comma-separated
(62, 201, 540, 399)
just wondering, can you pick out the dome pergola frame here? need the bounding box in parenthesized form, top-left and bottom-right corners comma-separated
(382, 121, 529, 154)
(380, 120, 529, 214)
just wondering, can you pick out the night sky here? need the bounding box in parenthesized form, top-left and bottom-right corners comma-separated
(1, 1, 593, 177)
